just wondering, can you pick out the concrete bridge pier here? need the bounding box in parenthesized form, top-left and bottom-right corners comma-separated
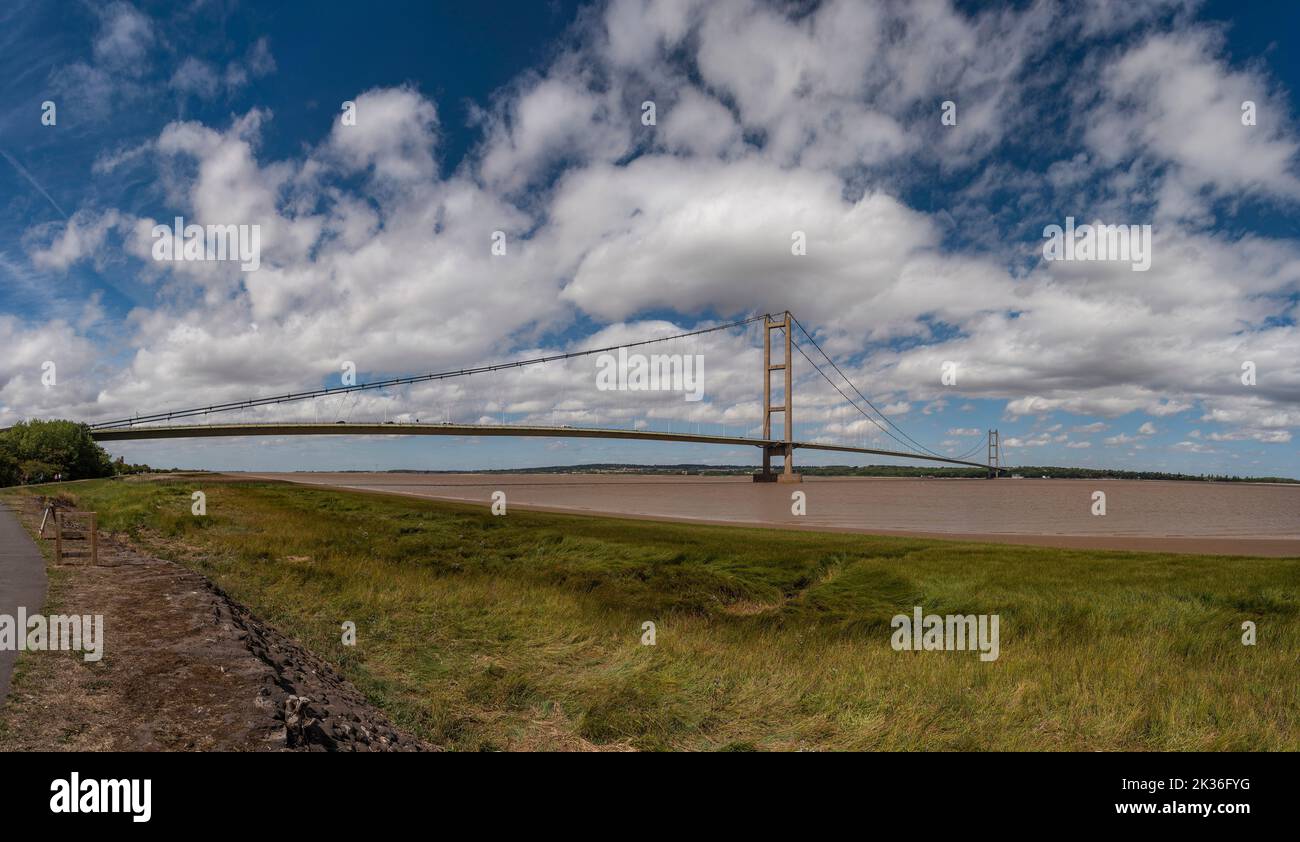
(754, 443, 801, 483)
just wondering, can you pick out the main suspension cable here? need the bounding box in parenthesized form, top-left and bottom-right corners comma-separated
(788, 314, 949, 460)
(787, 333, 928, 457)
(91, 313, 773, 429)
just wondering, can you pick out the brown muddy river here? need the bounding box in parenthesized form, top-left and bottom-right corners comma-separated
(244, 473, 1300, 557)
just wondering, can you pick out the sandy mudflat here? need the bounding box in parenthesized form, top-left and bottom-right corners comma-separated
(243, 473, 1300, 557)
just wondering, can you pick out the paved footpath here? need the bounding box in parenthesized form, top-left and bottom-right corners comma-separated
(0, 501, 47, 705)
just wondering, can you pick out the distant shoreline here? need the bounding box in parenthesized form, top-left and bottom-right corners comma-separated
(242, 463, 1299, 484)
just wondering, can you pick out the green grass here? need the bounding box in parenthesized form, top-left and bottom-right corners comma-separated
(4, 476, 1297, 751)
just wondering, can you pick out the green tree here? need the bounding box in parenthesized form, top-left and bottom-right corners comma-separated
(0, 420, 115, 486)
(0, 447, 18, 487)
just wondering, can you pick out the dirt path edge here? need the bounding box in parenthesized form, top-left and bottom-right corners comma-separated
(0, 495, 434, 752)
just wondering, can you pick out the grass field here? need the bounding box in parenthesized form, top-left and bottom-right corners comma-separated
(5, 476, 1298, 751)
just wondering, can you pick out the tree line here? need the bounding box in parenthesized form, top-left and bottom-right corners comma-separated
(0, 420, 159, 487)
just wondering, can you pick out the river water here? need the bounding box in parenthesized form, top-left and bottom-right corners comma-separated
(245, 473, 1300, 557)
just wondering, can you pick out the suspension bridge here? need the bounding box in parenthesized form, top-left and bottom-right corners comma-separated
(81, 311, 1007, 480)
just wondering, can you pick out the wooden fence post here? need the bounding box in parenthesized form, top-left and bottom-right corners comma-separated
(52, 511, 98, 565)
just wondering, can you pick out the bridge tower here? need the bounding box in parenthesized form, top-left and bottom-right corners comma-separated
(754, 311, 801, 483)
(987, 428, 1000, 478)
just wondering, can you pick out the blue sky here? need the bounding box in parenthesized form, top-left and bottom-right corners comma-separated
(2, 0, 1300, 477)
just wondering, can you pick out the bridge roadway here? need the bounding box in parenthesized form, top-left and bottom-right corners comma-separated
(88, 422, 994, 470)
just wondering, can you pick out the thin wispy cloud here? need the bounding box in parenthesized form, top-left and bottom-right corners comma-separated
(1, 148, 68, 219)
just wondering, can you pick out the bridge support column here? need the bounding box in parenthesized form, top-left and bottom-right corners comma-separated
(987, 428, 1000, 479)
(754, 312, 801, 483)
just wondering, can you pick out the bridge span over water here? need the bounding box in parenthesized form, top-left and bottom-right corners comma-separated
(90, 421, 998, 473)
(70, 312, 1008, 480)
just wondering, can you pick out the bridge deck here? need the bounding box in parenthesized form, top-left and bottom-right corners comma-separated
(89, 422, 992, 469)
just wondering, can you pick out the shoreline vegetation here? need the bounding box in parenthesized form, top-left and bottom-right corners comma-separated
(2, 476, 1296, 751)
(0, 420, 168, 488)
